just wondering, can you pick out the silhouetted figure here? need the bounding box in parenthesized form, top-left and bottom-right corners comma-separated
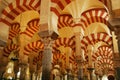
(108, 75, 115, 80)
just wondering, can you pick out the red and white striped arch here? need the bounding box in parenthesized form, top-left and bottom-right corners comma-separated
(52, 52, 78, 72)
(3, 44, 20, 57)
(97, 58, 113, 69)
(52, 53, 66, 65)
(52, 37, 75, 53)
(81, 32, 112, 51)
(0, 0, 40, 25)
(92, 45, 113, 61)
(51, 0, 72, 16)
(22, 18, 40, 38)
(92, 46, 114, 70)
(80, 8, 109, 29)
(24, 40, 44, 55)
(58, 14, 74, 29)
(69, 54, 79, 65)
(58, 14, 85, 30)
(33, 51, 43, 65)
(8, 22, 20, 41)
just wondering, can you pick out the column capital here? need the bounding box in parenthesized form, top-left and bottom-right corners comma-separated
(72, 18, 80, 24)
(75, 56, 84, 64)
(42, 36, 53, 49)
(38, 30, 58, 49)
(73, 27, 84, 35)
(38, 30, 58, 40)
(87, 45, 94, 51)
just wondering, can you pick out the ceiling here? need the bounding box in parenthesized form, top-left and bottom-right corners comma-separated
(0, 0, 120, 75)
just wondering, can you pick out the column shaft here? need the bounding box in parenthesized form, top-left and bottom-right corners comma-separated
(42, 48, 52, 80)
(112, 29, 120, 80)
(74, 30, 84, 80)
(87, 68, 94, 80)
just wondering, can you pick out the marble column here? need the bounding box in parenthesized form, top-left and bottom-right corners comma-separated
(18, 63, 30, 80)
(83, 64, 88, 80)
(87, 45, 94, 80)
(65, 47, 71, 69)
(87, 45, 93, 68)
(112, 27, 120, 80)
(113, 53, 120, 80)
(42, 46, 52, 80)
(114, 25, 120, 53)
(39, 30, 58, 80)
(75, 59, 83, 80)
(39, 0, 59, 79)
(87, 68, 94, 80)
(95, 71, 99, 80)
(74, 27, 84, 80)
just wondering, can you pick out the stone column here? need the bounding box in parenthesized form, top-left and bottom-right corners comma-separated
(74, 26, 84, 80)
(74, 27, 84, 58)
(112, 27, 120, 80)
(94, 57, 100, 80)
(65, 47, 71, 69)
(97, 66, 103, 80)
(87, 45, 93, 68)
(42, 37, 52, 80)
(76, 59, 84, 80)
(29, 63, 37, 80)
(87, 68, 94, 80)
(39, 0, 58, 79)
(113, 53, 120, 80)
(83, 64, 88, 80)
(39, 30, 58, 80)
(42, 47, 52, 80)
(87, 45, 94, 80)
(95, 71, 99, 80)
(18, 63, 30, 80)
(114, 25, 120, 53)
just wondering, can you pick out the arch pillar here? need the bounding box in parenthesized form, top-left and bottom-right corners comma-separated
(111, 26, 120, 80)
(39, 30, 58, 80)
(73, 26, 84, 80)
(87, 45, 94, 80)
